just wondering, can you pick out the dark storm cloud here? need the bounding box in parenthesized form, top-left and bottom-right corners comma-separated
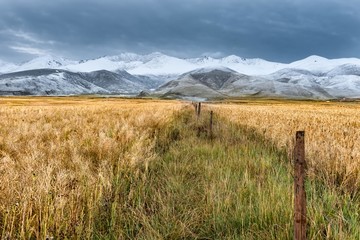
(0, 0, 360, 62)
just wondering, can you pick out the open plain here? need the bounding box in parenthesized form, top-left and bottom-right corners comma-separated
(1, 97, 360, 239)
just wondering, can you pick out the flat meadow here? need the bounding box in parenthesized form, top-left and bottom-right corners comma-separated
(1, 97, 360, 239)
(211, 99, 360, 193)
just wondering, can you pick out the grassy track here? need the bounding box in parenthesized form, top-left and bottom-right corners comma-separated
(94, 107, 360, 239)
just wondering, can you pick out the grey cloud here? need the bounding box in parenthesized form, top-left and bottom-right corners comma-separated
(0, 0, 360, 62)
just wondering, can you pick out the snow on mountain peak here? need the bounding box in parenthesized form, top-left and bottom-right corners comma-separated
(128, 53, 196, 75)
(289, 55, 360, 73)
(65, 57, 121, 72)
(107, 52, 145, 62)
(221, 55, 245, 63)
(15, 55, 77, 72)
(0, 60, 18, 73)
(105, 52, 169, 64)
(3, 52, 360, 78)
(304, 55, 328, 62)
(147, 52, 166, 58)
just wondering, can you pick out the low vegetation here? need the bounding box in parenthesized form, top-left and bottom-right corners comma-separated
(211, 100, 360, 194)
(0, 97, 360, 239)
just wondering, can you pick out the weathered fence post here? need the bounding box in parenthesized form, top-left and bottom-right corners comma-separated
(209, 110, 213, 138)
(193, 102, 198, 115)
(197, 102, 201, 117)
(294, 131, 306, 240)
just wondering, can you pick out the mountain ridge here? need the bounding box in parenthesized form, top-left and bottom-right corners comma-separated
(3, 52, 360, 76)
(1, 52, 360, 98)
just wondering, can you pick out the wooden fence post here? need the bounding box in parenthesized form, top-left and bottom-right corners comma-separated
(197, 102, 201, 117)
(193, 102, 198, 115)
(294, 131, 306, 240)
(209, 110, 213, 137)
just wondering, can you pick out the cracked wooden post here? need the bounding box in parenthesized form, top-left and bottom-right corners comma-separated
(294, 131, 306, 240)
(197, 102, 201, 117)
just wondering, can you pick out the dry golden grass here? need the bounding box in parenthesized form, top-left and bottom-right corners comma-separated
(211, 100, 360, 193)
(2, 97, 360, 239)
(0, 97, 182, 239)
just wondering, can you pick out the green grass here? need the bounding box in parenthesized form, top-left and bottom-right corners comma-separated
(91, 107, 360, 239)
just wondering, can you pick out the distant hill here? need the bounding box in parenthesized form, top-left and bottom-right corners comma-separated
(0, 69, 161, 96)
(154, 68, 334, 99)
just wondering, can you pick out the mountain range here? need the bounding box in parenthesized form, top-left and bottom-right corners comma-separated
(1, 53, 360, 99)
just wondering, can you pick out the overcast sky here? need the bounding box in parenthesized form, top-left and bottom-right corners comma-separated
(0, 0, 359, 63)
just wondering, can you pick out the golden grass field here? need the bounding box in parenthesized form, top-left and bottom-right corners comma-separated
(0, 97, 182, 239)
(1, 97, 360, 239)
(211, 100, 360, 193)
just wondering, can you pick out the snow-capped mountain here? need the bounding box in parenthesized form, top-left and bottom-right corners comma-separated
(2, 52, 360, 77)
(288, 55, 360, 74)
(187, 55, 286, 75)
(0, 60, 18, 74)
(65, 57, 121, 72)
(2, 52, 359, 77)
(1, 52, 286, 75)
(2, 52, 360, 98)
(15, 55, 78, 72)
